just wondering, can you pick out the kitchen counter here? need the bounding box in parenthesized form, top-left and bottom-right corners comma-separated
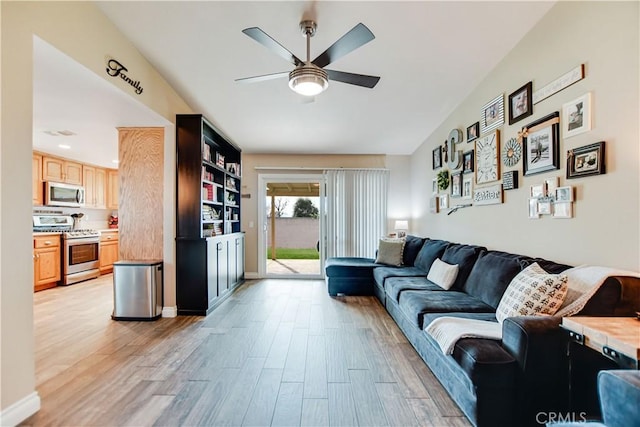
(33, 232, 62, 236)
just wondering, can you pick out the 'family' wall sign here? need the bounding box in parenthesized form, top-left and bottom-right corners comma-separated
(106, 58, 143, 95)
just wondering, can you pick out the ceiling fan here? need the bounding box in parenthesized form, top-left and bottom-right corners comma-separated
(236, 20, 380, 96)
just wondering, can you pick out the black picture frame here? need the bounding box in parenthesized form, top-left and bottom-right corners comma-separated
(432, 147, 442, 169)
(466, 122, 480, 142)
(508, 81, 533, 125)
(451, 171, 462, 198)
(566, 141, 606, 179)
(462, 150, 474, 174)
(522, 112, 560, 176)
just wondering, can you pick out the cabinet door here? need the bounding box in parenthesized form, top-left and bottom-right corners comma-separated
(35, 247, 61, 285)
(33, 154, 43, 205)
(99, 241, 119, 273)
(65, 161, 83, 185)
(94, 168, 107, 209)
(83, 166, 96, 207)
(216, 240, 229, 295)
(236, 235, 245, 282)
(43, 156, 64, 182)
(107, 169, 119, 209)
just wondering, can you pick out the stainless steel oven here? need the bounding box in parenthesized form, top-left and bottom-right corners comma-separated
(63, 231, 101, 285)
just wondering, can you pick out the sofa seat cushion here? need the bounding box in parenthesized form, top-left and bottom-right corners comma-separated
(452, 338, 518, 390)
(398, 290, 495, 329)
(403, 235, 427, 266)
(373, 266, 427, 288)
(462, 251, 534, 309)
(385, 277, 442, 302)
(414, 239, 449, 273)
(325, 257, 380, 278)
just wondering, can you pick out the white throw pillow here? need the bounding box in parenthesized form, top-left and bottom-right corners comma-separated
(427, 258, 459, 290)
(496, 262, 569, 324)
(375, 238, 405, 266)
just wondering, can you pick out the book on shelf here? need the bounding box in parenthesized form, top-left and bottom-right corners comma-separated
(201, 167, 214, 182)
(215, 152, 225, 168)
(226, 162, 241, 176)
(202, 142, 212, 161)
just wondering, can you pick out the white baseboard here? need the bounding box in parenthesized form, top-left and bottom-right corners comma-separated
(0, 391, 40, 427)
(162, 306, 177, 318)
(245, 272, 261, 279)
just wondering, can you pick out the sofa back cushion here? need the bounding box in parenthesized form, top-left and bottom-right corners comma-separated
(462, 251, 534, 308)
(442, 244, 486, 290)
(403, 235, 427, 266)
(414, 239, 449, 273)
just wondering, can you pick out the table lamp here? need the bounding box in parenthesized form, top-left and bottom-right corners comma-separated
(394, 220, 409, 238)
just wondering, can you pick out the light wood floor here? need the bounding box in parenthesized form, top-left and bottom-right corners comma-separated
(24, 275, 470, 427)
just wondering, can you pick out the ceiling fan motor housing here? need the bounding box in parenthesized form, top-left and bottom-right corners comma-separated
(288, 64, 328, 96)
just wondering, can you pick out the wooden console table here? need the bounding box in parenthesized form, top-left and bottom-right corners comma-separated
(562, 317, 640, 369)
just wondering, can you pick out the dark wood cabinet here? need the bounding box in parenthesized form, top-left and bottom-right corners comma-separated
(176, 114, 245, 315)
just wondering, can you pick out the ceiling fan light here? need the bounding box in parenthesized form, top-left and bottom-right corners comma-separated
(289, 65, 328, 96)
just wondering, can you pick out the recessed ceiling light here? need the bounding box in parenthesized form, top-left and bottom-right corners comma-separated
(44, 130, 59, 136)
(58, 144, 71, 149)
(57, 130, 76, 136)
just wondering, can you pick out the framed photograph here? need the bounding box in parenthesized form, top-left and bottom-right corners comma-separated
(530, 184, 545, 198)
(553, 202, 573, 219)
(451, 172, 462, 198)
(481, 94, 505, 133)
(522, 112, 560, 176)
(439, 194, 449, 210)
(567, 141, 606, 179)
(432, 147, 442, 169)
(466, 122, 480, 142)
(432, 178, 438, 194)
(475, 130, 500, 185)
(545, 177, 559, 195)
(528, 198, 540, 219)
(562, 93, 591, 138)
(555, 186, 574, 202)
(508, 82, 533, 125)
(462, 174, 473, 199)
(430, 196, 440, 213)
(462, 150, 474, 174)
(538, 200, 552, 215)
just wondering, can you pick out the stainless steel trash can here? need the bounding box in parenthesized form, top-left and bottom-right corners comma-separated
(112, 260, 163, 320)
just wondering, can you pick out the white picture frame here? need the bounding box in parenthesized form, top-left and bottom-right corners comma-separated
(563, 93, 592, 138)
(538, 199, 552, 215)
(528, 198, 540, 219)
(530, 184, 545, 198)
(555, 186, 574, 202)
(553, 202, 573, 218)
(439, 194, 449, 210)
(462, 174, 473, 199)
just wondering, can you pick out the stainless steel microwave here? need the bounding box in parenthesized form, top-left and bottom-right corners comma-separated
(45, 181, 85, 207)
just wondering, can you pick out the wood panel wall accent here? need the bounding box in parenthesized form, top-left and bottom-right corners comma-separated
(117, 127, 164, 260)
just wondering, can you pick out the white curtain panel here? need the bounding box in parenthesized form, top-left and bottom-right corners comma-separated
(324, 169, 389, 258)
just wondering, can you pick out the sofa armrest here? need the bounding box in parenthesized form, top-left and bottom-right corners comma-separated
(502, 316, 569, 425)
(598, 370, 640, 427)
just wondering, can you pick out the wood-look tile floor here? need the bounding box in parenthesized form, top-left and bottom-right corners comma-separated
(24, 275, 470, 427)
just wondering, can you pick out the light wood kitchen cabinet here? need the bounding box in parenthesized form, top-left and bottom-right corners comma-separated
(83, 165, 107, 208)
(33, 153, 43, 205)
(34, 235, 61, 291)
(43, 156, 83, 185)
(106, 169, 118, 210)
(99, 230, 119, 274)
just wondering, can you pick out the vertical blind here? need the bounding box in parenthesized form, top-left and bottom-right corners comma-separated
(324, 169, 389, 258)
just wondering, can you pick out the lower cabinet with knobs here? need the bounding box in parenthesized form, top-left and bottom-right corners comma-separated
(34, 235, 61, 291)
(99, 230, 119, 274)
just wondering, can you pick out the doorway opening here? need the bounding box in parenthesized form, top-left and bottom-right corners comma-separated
(258, 174, 325, 278)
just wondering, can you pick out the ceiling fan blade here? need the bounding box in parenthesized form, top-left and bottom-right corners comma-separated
(312, 23, 375, 68)
(235, 71, 289, 84)
(242, 27, 303, 66)
(326, 70, 380, 89)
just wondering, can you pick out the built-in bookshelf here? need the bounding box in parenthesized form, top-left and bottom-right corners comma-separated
(176, 114, 244, 315)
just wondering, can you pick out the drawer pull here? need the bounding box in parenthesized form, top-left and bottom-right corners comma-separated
(44, 241, 52, 245)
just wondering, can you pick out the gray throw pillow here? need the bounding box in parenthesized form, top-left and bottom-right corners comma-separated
(375, 238, 405, 266)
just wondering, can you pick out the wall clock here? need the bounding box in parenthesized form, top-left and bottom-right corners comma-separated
(502, 137, 522, 167)
(475, 130, 500, 185)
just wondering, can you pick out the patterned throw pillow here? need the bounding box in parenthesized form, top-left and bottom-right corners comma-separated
(496, 262, 568, 324)
(375, 238, 405, 267)
(427, 258, 459, 290)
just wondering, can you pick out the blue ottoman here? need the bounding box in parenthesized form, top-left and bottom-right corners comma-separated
(325, 257, 381, 296)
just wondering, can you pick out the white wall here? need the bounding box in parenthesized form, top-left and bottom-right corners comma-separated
(1, 2, 191, 422)
(410, 2, 639, 271)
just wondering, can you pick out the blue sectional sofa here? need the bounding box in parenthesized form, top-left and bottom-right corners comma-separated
(324, 236, 640, 427)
